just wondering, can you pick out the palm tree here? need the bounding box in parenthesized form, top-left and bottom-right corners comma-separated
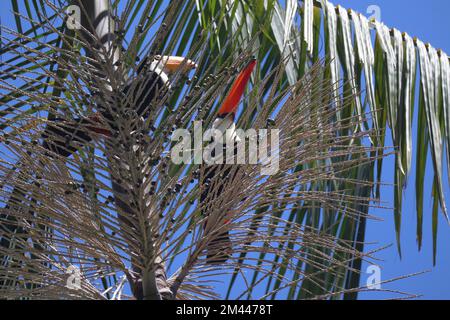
(0, 0, 447, 299)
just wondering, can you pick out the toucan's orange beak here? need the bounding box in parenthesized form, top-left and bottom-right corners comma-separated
(218, 58, 256, 117)
(158, 56, 198, 74)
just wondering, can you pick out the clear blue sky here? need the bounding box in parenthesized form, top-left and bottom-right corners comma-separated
(1, 0, 450, 299)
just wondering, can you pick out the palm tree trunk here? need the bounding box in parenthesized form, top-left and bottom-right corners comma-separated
(76, 0, 169, 300)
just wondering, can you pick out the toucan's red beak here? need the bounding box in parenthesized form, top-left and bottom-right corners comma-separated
(218, 58, 256, 117)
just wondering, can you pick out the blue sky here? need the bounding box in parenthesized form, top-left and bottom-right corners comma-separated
(1, 0, 450, 299)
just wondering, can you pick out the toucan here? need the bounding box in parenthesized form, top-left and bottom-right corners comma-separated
(41, 56, 197, 158)
(1, 55, 196, 277)
(201, 58, 256, 264)
(0, 56, 197, 297)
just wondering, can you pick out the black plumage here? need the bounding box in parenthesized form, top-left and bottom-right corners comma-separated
(201, 140, 239, 264)
(42, 56, 168, 158)
(41, 117, 95, 158)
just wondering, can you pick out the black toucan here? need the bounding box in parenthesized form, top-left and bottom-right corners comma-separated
(1, 56, 196, 276)
(41, 56, 197, 158)
(201, 58, 256, 264)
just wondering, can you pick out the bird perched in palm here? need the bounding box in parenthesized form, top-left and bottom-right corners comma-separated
(200, 58, 256, 264)
(41, 56, 197, 158)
